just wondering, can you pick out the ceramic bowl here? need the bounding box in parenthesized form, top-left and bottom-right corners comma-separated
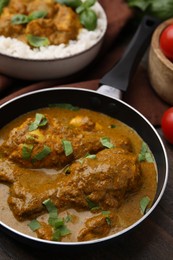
(148, 18, 173, 105)
(0, 3, 107, 81)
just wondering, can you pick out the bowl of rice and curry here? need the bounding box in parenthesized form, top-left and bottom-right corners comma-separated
(0, 0, 107, 80)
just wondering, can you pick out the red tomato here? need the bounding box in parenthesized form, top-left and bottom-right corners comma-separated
(161, 107, 173, 144)
(160, 24, 173, 61)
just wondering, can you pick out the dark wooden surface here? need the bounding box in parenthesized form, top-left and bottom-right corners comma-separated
(0, 128, 173, 260)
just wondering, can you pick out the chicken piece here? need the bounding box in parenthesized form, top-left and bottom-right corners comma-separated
(8, 0, 54, 16)
(25, 18, 56, 40)
(25, 3, 81, 45)
(0, 113, 134, 169)
(78, 212, 118, 241)
(26, 0, 56, 18)
(0, 158, 20, 183)
(0, 114, 104, 169)
(8, 0, 29, 14)
(53, 147, 142, 210)
(0, 0, 81, 46)
(53, 3, 81, 35)
(8, 148, 142, 220)
(0, 15, 25, 38)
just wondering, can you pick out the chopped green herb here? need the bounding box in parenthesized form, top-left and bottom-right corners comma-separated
(29, 113, 48, 131)
(26, 135, 35, 141)
(43, 198, 58, 215)
(108, 124, 116, 129)
(85, 153, 97, 159)
(140, 196, 150, 215)
(33, 145, 51, 161)
(27, 34, 49, 48)
(11, 14, 29, 24)
(52, 225, 71, 241)
(28, 219, 41, 231)
(56, 0, 82, 8)
(64, 165, 71, 175)
(11, 10, 47, 25)
(28, 10, 47, 21)
(100, 137, 114, 149)
(105, 217, 111, 226)
(102, 211, 111, 225)
(62, 140, 73, 156)
(138, 142, 154, 163)
(64, 214, 72, 223)
(78, 152, 96, 164)
(54, 218, 64, 228)
(49, 103, 80, 111)
(102, 210, 111, 216)
(43, 199, 71, 241)
(85, 196, 100, 210)
(52, 229, 61, 241)
(22, 144, 34, 160)
(58, 225, 71, 236)
(43, 198, 58, 226)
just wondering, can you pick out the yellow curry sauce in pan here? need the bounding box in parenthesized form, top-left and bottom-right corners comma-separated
(0, 105, 157, 242)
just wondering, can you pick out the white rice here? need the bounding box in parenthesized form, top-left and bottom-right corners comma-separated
(0, 2, 107, 60)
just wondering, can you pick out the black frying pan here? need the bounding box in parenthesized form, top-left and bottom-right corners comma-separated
(0, 16, 168, 249)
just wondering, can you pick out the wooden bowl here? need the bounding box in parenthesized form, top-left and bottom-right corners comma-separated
(148, 18, 173, 105)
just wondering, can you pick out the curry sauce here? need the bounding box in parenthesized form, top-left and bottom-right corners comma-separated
(0, 106, 157, 242)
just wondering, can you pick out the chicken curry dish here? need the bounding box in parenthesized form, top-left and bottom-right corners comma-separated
(0, 0, 84, 47)
(0, 105, 157, 242)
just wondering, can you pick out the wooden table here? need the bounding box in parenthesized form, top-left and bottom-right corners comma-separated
(0, 128, 172, 260)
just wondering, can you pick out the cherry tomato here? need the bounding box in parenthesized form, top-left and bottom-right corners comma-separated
(160, 24, 173, 61)
(161, 107, 173, 144)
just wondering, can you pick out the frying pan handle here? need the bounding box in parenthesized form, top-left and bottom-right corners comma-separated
(100, 16, 161, 91)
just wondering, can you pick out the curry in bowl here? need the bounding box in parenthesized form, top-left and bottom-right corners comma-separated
(0, 105, 157, 242)
(0, 0, 106, 60)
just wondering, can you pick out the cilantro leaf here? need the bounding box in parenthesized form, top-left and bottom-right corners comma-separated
(140, 196, 150, 214)
(100, 137, 114, 149)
